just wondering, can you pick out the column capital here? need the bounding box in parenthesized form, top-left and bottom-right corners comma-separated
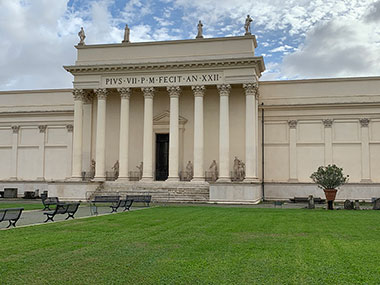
(360, 118, 370, 127)
(192, 85, 206, 97)
(243, 82, 259, 99)
(141, 87, 155, 99)
(73, 89, 85, 101)
(217, 84, 231, 96)
(94, 88, 108, 100)
(38, 125, 47, 133)
(323, 119, 333, 128)
(11, 125, 20, 134)
(288, 120, 298, 129)
(117, 87, 132, 99)
(167, 86, 181, 98)
(66, 124, 73, 132)
(82, 91, 94, 104)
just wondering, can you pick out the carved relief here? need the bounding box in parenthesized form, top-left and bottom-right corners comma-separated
(141, 87, 155, 99)
(323, 119, 333, 128)
(359, 118, 370, 127)
(94, 88, 108, 100)
(117, 87, 132, 99)
(217, 84, 231, 96)
(243, 82, 259, 98)
(288, 120, 298, 129)
(167, 86, 181, 97)
(191, 85, 206, 97)
(66, 124, 73, 132)
(38, 125, 47, 133)
(11, 125, 20, 134)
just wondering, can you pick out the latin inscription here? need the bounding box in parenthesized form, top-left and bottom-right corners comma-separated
(103, 73, 224, 87)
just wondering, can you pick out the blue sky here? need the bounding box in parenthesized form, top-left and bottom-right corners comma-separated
(1, 0, 380, 90)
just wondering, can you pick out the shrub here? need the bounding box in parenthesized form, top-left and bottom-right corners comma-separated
(310, 164, 349, 189)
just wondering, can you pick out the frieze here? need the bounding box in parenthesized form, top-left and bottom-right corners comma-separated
(103, 72, 224, 88)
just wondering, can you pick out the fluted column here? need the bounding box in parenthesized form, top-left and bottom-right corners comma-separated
(288, 120, 298, 182)
(141, 87, 155, 181)
(167, 86, 181, 181)
(117, 88, 132, 181)
(71, 89, 84, 180)
(243, 83, 259, 182)
(191, 85, 206, 182)
(360, 118, 371, 182)
(217, 84, 231, 183)
(94, 88, 108, 181)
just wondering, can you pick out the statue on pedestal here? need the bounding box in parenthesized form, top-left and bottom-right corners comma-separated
(244, 15, 253, 35)
(122, 24, 130, 43)
(78, 27, 86, 45)
(233, 157, 246, 181)
(196, 20, 203, 39)
(186, 161, 193, 180)
(112, 160, 119, 179)
(90, 159, 96, 178)
(136, 162, 143, 180)
(209, 160, 218, 182)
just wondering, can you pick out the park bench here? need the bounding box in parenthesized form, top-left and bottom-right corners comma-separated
(42, 197, 60, 211)
(0, 208, 24, 228)
(110, 199, 134, 213)
(126, 195, 151, 206)
(90, 195, 120, 214)
(43, 203, 80, 222)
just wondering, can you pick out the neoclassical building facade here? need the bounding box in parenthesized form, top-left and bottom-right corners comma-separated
(1, 34, 380, 202)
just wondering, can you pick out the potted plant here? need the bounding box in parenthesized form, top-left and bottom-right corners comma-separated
(310, 164, 349, 210)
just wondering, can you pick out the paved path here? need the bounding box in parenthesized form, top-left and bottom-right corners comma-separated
(0, 205, 147, 230)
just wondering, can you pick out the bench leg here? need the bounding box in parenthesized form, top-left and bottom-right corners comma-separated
(44, 215, 54, 223)
(65, 213, 75, 220)
(110, 207, 117, 213)
(6, 220, 17, 228)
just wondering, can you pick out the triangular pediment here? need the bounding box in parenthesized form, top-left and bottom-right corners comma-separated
(153, 110, 188, 125)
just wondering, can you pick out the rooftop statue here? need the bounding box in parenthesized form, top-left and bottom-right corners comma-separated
(244, 15, 253, 35)
(196, 20, 203, 39)
(122, 24, 130, 43)
(78, 27, 86, 45)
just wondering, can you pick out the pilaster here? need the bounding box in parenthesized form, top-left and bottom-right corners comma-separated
(288, 120, 298, 182)
(360, 118, 371, 182)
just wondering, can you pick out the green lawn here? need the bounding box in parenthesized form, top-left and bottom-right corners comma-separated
(0, 201, 43, 211)
(1, 206, 380, 284)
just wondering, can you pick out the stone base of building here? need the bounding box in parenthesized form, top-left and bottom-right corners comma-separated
(264, 182, 380, 202)
(209, 182, 262, 204)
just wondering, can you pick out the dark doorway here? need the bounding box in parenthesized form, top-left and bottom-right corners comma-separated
(155, 134, 169, 181)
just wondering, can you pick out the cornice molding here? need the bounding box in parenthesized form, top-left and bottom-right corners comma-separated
(64, 57, 265, 75)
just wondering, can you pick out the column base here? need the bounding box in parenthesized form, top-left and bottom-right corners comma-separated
(116, 177, 130, 183)
(8, 177, 17, 181)
(166, 177, 180, 182)
(67, 177, 83, 182)
(191, 177, 206, 183)
(216, 177, 231, 183)
(93, 177, 106, 182)
(243, 177, 260, 183)
(36, 177, 45, 181)
(361, 178, 372, 183)
(140, 177, 153, 182)
(288, 178, 298, 182)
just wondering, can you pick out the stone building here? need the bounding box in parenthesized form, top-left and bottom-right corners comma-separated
(1, 34, 380, 202)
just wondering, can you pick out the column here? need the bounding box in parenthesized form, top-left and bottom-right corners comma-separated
(167, 86, 181, 182)
(243, 83, 259, 182)
(191, 85, 206, 182)
(117, 88, 132, 181)
(217, 84, 231, 183)
(323, 119, 333, 165)
(66, 124, 73, 179)
(82, 93, 93, 173)
(360, 118, 371, 182)
(10, 125, 19, 180)
(288, 120, 298, 181)
(94, 88, 108, 181)
(37, 125, 47, 180)
(141, 87, 155, 181)
(71, 89, 84, 180)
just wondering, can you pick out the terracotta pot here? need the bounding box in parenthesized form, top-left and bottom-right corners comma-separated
(323, 188, 337, 201)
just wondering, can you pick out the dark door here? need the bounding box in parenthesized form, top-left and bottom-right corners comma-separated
(155, 134, 169, 181)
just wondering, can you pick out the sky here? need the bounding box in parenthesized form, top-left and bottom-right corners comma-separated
(0, 0, 380, 91)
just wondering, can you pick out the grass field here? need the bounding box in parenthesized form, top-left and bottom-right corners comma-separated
(0, 201, 43, 211)
(1, 206, 380, 284)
